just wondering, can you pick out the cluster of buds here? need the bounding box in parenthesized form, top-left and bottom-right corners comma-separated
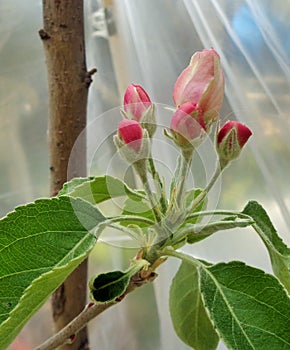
(170, 49, 224, 147)
(115, 48, 252, 169)
(169, 48, 252, 162)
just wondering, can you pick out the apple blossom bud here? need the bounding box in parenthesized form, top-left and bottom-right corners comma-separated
(117, 119, 143, 152)
(217, 121, 252, 165)
(114, 119, 150, 165)
(124, 84, 152, 122)
(173, 49, 224, 127)
(170, 102, 206, 148)
(123, 84, 157, 137)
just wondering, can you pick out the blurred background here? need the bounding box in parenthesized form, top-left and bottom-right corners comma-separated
(1, 0, 289, 349)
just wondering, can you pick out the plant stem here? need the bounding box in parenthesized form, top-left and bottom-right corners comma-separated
(34, 271, 157, 350)
(184, 210, 253, 222)
(137, 168, 163, 223)
(190, 160, 222, 211)
(175, 149, 193, 208)
(161, 248, 202, 268)
(148, 156, 167, 213)
(171, 217, 254, 245)
(103, 215, 156, 227)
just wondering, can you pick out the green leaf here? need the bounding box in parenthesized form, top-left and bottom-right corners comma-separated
(59, 175, 145, 204)
(121, 196, 155, 227)
(186, 217, 253, 244)
(169, 261, 219, 350)
(243, 200, 290, 292)
(89, 259, 149, 303)
(200, 261, 290, 350)
(0, 196, 105, 350)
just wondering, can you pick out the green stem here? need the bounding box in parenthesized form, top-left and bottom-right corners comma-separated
(95, 215, 156, 238)
(143, 180, 163, 222)
(161, 248, 203, 268)
(175, 149, 193, 208)
(148, 155, 167, 213)
(106, 223, 144, 243)
(190, 160, 222, 211)
(135, 163, 163, 222)
(185, 210, 253, 222)
(103, 215, 156, 226)
(172, 217, 254, 245)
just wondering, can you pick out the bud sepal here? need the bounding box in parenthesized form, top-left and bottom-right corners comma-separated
(170, 102, 207, 151)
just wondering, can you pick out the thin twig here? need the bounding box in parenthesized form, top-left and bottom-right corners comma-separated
(34, 271, 157, 350)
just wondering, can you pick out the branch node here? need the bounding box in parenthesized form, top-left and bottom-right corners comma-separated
(39, 29, 51, 40)
(84, 68, 97, 87)
(68, 334, 76, 344)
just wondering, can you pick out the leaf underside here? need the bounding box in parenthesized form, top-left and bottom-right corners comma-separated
(90, 270, 131, 303)
(243, 200, 290, 292)
(169, 261, 219, 350)
(89, 260, 148, 303)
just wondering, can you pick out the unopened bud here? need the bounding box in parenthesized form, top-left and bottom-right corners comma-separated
(217, 121, 252, 166)
(170, 102, 206, 149)
(123, 84, 156, 137)
(173, 48, 224, 128)
(124, 84, 152, 122)
(114, 119, 150, 164)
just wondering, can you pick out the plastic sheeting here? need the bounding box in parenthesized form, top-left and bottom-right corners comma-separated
(2, 0, 290, 349)
(86, 1, 290, 349)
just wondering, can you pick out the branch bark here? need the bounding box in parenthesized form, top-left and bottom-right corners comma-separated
(34, 272, 157, 350)
(39, 1, 96, 349)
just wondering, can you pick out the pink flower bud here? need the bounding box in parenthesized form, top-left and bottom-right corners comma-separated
(217, 121, 252, 163)
(173, 49, 224, 125)
(123, 84, 152, 122)
(118, 119, 143, 152)
(170, 102, 206, 147)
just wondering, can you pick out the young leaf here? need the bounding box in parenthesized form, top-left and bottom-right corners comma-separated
(169, 261, 219, 350)
(200, 261, 290, 350)
(243, 200, 290, 292)
(89, 260, 149, 303)
(186, 217, 253, 244)
(0, 196, 105, 350)
(121, 196, 155, 227)
(58, 176, 95, 195)
(59, 175, 144, 204)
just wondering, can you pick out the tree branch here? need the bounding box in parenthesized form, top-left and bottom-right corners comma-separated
(34, 272, 157, 350)
(39, 1, 96, 349)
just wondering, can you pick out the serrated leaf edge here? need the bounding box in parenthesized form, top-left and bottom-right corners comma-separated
(0, 245, 94, 350)
(58, 175, 145, 202)
(199, 261, 290, 350)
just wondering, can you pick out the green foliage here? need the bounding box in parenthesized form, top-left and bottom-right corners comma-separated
(59, 175, 145, 204)
(200, 261, 290, 350)
(89, 260, 149, 303)
(121, 196, 155, 227)
(186, 216, 253, 244)
(243, 201, 290, 292)
(0, 196, 105, 350)
(169, 261, 219, 350)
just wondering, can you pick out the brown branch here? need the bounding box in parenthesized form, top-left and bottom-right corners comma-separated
(34, 272, 157, 350)
(39, 1, 96, 349)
